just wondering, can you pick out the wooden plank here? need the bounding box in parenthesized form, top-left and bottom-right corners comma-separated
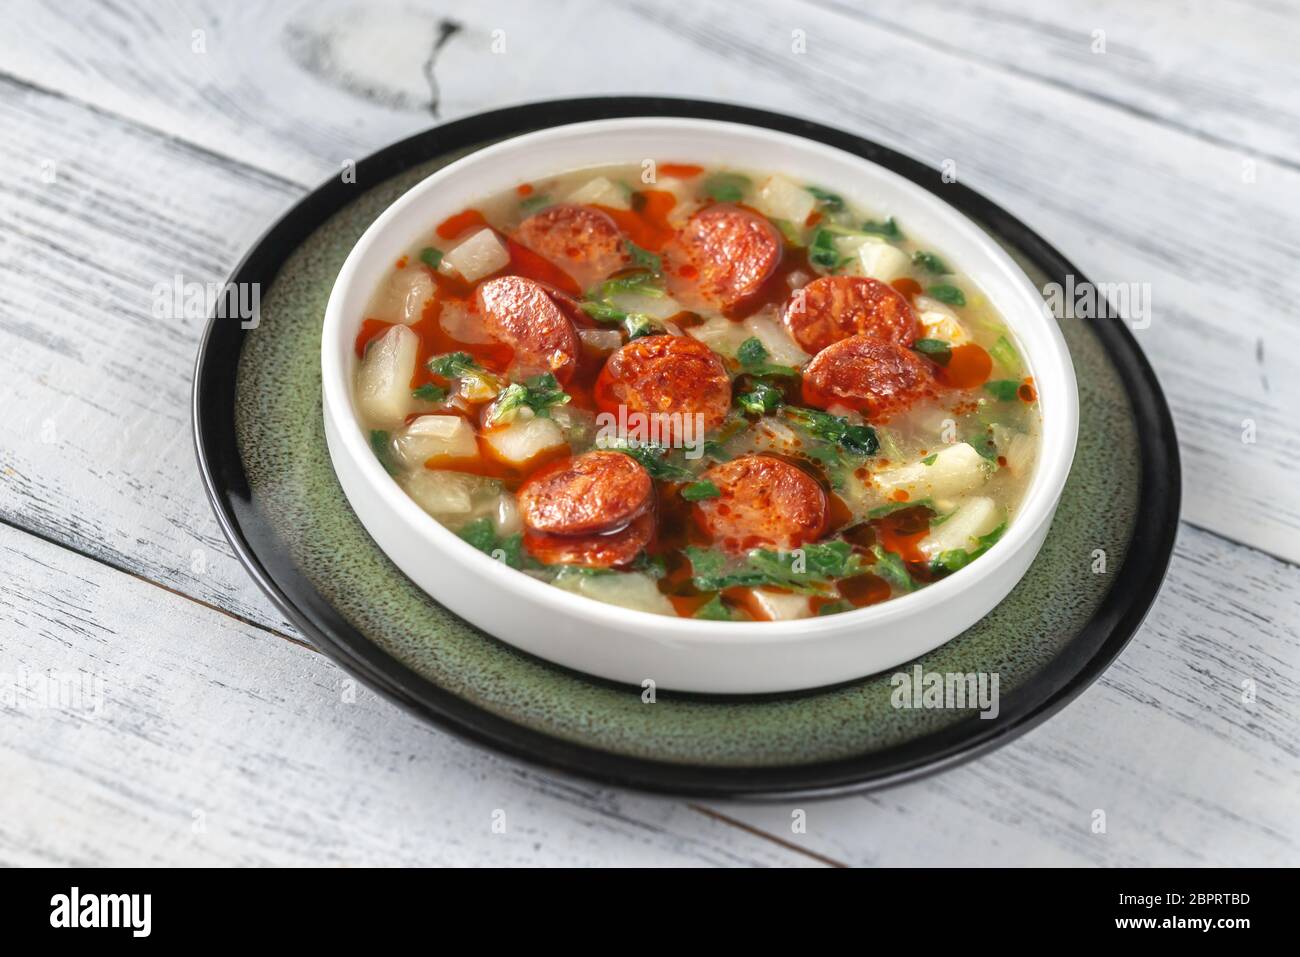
(0, 76, 301, 635)
(1, 2, 1297, 563)
(713, 524, 1300, 866)
(0, 522, 823, 867)
(807, 0, 1300, 165)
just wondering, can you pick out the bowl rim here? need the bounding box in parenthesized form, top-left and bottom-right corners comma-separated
(321, 116, 1080, 639)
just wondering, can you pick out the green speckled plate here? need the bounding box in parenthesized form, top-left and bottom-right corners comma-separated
(193, 99, 1179, 797)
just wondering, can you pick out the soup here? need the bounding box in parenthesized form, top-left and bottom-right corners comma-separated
(351, 162, 1040, 621)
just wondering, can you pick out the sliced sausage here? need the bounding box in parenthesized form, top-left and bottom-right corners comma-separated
(782, 275, 919, 353)
(594, 335, 731, 444)
(523, 511, 655, 568)
(517, 450, 653, 537)
(476, 275, 581, 383)
(692, 455, 828, 553)
(802, 335, 935, 421)
(514, 204, 627, 291)
(666, 204, 782, 311)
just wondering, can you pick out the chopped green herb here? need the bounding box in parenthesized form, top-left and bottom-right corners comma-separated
(984, 379, 1021, 402)
(693, 594, 734, 621)
(486, 373, 571, 426)
(579, 297, 659, 340)
(614, 443, 695, 482)
(805, 185, 845, 212)
(624, 240, 662, 274)
(623, 313, 658, 340)
(681, 480, 722, 501)
(809, 228, 840, 270)
(784, 406, 879, 456)
(989, 334, 1020, 372)
(685, 541, 863, 594)
(458, 517, 524, 569)
(733, 336, 801, 378)
(861, 216, 903, 239)
(736, 380, 785, 416)
(412, 382, 449, 402)
(631, 553, 668, 579)
(519, 193, 552, 213)
(419, 247, 443, 269)
(593, 271, 664, 298)
(911, 338, 952, 366)
(929, 523, 1007, 576)
(921, 453, 938, 465)
(369, 430, 399, 476)
(912, 250, 948, 274)
(870, 545, 916, 593)
(427, 351, 501, 398)
(702, 172, 751, 202)
(928, 284, 966, 306)
(866, 498, 934, 519)
(816, 599, 854, 617)
(736, 336, 768, 367)
(428, 351, 480, 378)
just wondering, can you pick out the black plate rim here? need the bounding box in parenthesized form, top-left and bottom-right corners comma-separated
(192, 96, 1181, 799)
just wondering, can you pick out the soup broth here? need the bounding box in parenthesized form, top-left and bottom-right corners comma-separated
(351, 162, 1041, 621)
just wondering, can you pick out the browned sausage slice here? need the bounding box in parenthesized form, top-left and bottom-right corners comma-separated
(692, 455, 828, 553)
(523, 511, 655, 568)
(666, 204, 782, 311)
(517, 450, 653, 537)
(594, 335, 731, 444)
(476, 275, 582, 383)
(782, 275, 918, 353)
(801, 335, 935, 421)
(514, 204, 627, 291)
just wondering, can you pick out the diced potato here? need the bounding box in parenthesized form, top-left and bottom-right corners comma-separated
(923, 497, 1002, 557)
(493, 492, 522, 537)
(564, 176, 630, 211)
(749, 418, 801, 455)
(993, 424, 1037, 479)
(579, 327, 624, 353)
(553, 571, 675, 616)
(856, 240, 911, 283)
(742, 588, 813, 622)
(442, 228, 509, 282)
(438, 298, 493, 343)
(482, 414, 566, 467)
(741, 314, 810, 366)
(687, 314, 753, 358)
(394, 415, 479, 468)
(356, 325, 419, 428)
(755, 175, 816, 224)
(874, 442, 990, 500)
(654, 175, 694, 203)
(834, 234, 871, 259)
(608, 289, 683, 321)
(915, 296, 971, 344)
(400, 470, 498, 525)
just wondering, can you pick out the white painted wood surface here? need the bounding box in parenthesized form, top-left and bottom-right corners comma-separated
(0, 0, 1296, 866)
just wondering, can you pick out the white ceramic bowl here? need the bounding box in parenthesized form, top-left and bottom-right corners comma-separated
(322, 118, 1078, 694)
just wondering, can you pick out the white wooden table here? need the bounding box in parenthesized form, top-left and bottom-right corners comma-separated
(1, 0, 1297, 867)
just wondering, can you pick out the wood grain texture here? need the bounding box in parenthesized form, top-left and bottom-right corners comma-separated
(0, 523, 824, 867)
(0, 0, 1297, 865)
(2, 0, 1297, 560)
